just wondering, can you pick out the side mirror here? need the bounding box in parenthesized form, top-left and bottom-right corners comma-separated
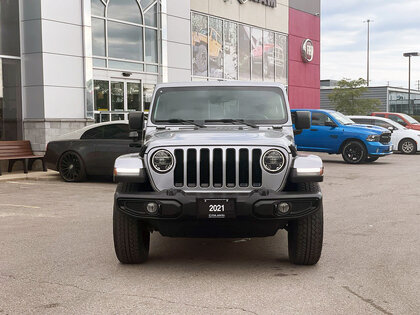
(129, 111, 144, 131)
(325, 121, 337, 128)
(387, 126, 394, 133)
(293, 111, 311, 130)
(129, 112, 145, 147)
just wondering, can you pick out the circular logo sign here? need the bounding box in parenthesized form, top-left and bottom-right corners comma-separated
(301, 39, 314, 63)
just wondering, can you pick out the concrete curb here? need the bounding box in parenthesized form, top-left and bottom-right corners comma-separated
(0, 171, 60, 182)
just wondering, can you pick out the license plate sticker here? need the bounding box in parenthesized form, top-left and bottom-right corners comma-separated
(197, 199, 235, 219)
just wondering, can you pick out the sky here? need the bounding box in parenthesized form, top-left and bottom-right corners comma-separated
(321, 0, 420, 89)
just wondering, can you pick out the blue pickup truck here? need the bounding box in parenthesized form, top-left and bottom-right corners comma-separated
(291, 109, 392, 164)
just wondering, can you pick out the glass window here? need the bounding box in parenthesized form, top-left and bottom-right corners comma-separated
(311, 112, 333, 126)
(0, 0, 20, 56)
(127, 82, 141, 111)
(93, 58, 106, 67)
(91, 0, 105, 16)
(144, 3, 157, 27)
(108, 60, 144, 72)
(104, 124, 129, 139)
(388, 114, 406, 125)
(107, 0, 142, 24)
(374, 120, 393, 129)
(251, 28, 263, 81)
(209, 17, 223, 78)
(140, 0, 155, 9)
(192, 14, 208, 77)
(0, 59, 22, 140)
(152, 87, 287, 124)
(92, 18, 106, 57)
(111, 82, 124, 111)
(111, 114, 125, 121)
(145, 28, 158, 63)
(275, 33, 287, 84)
(223, 21, 238, 80)
(143, 84, 155, 112)
(108, 21, 143, 61)
(238, 25, 251, 81)
(263, 31, 275, 81)
(94, 80, 109, 111)
(352, 118, 373, 125)
(81, 126, 106, 139)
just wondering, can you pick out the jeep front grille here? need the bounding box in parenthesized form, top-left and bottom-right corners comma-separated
(147, 146, 290, 192)
(380, 132, 391, 144)
(173, 148, 262, 188)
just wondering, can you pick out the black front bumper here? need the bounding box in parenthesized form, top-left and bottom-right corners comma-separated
(115, 187, 322, 238)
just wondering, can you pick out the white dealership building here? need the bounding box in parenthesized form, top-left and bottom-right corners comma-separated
(0, 0, 320, 153)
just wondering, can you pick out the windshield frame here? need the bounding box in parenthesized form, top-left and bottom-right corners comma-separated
(150, 86, 289, 126)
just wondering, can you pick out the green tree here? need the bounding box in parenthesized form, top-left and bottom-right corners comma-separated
(328, 78, 380, 115)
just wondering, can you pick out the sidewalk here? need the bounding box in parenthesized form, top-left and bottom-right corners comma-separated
(0, 170, 60, 182)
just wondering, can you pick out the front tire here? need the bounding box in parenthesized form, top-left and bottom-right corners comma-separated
(399, 138, 417, 154)
(113, 204, 150, 264)
(288, 183, 323, 265)
(342, 140, 367, 164)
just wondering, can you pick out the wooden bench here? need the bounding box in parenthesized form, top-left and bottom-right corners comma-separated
(0, 141, 46, 176)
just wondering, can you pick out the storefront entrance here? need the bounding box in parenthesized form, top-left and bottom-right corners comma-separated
(93, 79, 142, 123)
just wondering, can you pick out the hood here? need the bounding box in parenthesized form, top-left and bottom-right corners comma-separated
(407, 124, 420, 131)
(345, 124, 388, 134)
(144, 128, 294, 150)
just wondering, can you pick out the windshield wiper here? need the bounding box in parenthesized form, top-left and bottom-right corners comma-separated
(155, 119, 206, 128)
(205, 119, 258, 128)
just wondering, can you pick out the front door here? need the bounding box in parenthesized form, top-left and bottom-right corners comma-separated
(297, 112, 342, 152)
(93, 80, 142, 123)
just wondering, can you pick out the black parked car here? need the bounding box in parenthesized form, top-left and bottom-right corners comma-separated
(45, 121, 140, 182)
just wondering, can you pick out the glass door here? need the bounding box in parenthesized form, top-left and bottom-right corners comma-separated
(93, 79, 142, 123)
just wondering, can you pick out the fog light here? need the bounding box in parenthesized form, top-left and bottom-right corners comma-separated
(146, 202, 159, 214)
(274, 202, 290, 216)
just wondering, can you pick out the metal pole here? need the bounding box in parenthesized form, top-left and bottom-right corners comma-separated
(408, 56, 411, 114)
(367, 20, 370, 86)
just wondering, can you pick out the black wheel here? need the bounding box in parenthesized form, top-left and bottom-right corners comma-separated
(113, 184, 150, 264)
(288, 182, 323, 265)
(365, 156, 379, 163)
(341, 141, 367, 164)
(58, 151, 86, 182)
(399, 138, 417, 154)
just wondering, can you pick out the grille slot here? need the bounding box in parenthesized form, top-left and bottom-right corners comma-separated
(380, 132, 391, 144)
(252, 149, 262, 187)
(172, 147, 267, 190)
(200, 149, 210, 187)
(187, 149, 197, 187)
(174, 149, 184, 187)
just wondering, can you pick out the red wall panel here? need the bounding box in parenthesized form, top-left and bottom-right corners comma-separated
(288, 7, 320, 109)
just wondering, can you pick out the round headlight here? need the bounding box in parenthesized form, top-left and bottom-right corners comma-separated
(151, 149, 174, 173)
(262, 149, 285, 173)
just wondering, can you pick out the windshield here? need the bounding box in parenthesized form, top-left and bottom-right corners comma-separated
(330, 111, 355, 125)
(400, 113, 419, 124)
(151, 86, 288, 124)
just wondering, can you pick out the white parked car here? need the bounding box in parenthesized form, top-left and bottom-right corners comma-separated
(349, 116, 420, 154)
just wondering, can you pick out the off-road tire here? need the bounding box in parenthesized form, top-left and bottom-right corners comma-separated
(364, 156, 379, 163)
(341, 140, 367, 164)
(288, 182, 323, 265)
(398, 138, 417, 154)
(113, 184, 150, 264)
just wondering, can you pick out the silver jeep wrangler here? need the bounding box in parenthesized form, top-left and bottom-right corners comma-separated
(113, 82, 324, 265)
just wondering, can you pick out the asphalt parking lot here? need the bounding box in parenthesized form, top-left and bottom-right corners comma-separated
(1, 152, 419, 314)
